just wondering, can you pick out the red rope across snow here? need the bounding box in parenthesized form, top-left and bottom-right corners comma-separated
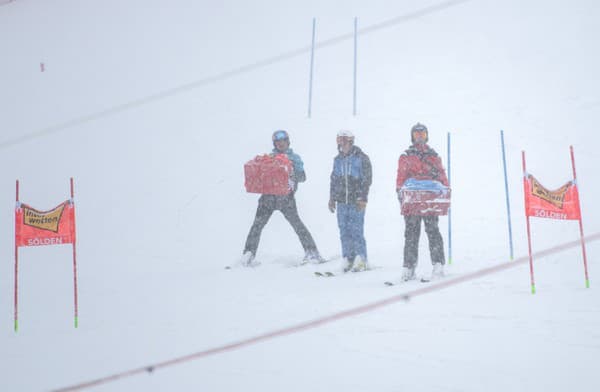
(51, 232, 599, 392)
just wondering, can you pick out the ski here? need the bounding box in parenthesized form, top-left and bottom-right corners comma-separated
(225, 263, 261, 269)
(420, 273, 445, 283)
(384, 276, 442, 286)
(315, 266, 379, 277)
(297, 257, 334, 267)
(314, 271, 335, 277)
(225, 259, 261, 269)
(226, 254, 336, 269)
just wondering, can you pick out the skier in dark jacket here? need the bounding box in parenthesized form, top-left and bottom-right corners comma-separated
(328, 130, 372, 272)
(241, 130, 323, 266)
(396, 123, 448, 281)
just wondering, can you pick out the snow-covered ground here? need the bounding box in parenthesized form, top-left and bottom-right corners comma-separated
(1, 0, 599, 391)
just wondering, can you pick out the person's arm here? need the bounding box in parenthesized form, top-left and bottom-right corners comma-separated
(358, 153, 372, 202)
(294, 169, 306, 183)
(396, 155, 409, 191)
(329, 158, 337, 213)
(290, 153, 306, 183)
(430, 156, 448, 186)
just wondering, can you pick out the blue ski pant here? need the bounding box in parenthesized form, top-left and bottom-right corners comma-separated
(336, 203, 367, 262)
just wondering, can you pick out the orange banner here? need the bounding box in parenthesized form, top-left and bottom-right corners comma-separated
(525, 175, 580, 220)
(15, 201, 76, 247)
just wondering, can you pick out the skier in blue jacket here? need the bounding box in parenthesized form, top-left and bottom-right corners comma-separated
(241, 130, 323, 266)
(328, 130, 372, 272)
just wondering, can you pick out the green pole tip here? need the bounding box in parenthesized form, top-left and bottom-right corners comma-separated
(531, 285, 536, 294)
(74, 316, 79, 328)
(586, 279, 590, 289)
(14, 321, 18, 332)
(448, 258, 452, 265)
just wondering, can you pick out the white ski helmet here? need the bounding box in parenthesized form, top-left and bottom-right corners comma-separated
(336, 129, 355, 145)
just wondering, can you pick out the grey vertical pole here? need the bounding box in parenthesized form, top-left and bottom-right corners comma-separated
(500, 130, 514, 260)
(447, 132, 452, 264)
(353, 17, 358, 116)
(307, 18, 316, 118)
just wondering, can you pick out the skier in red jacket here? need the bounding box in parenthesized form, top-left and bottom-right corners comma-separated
(396, 123, 448, 281)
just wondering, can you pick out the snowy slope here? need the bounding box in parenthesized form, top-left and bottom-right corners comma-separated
(1, 0, 599, 391)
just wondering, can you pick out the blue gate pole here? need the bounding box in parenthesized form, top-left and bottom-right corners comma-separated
(447, 132, 452, 265)
(500, 130, 514, 260)
(307, 18, 316, 118)
(353, 17, 358, 116)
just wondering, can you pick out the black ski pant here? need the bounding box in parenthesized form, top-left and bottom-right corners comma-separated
(244, 194, 317, 255)
(403, 215, 445, 268)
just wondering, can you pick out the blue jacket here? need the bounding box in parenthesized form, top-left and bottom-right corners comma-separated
(272, 147, 305, 192)
(330, 145, 372, 204)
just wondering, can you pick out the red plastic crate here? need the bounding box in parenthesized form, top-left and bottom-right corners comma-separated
(244, 154, 293, 195)
(400, 188, 451, 216)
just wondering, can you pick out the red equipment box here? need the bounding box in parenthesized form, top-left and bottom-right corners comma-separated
(244, 154, 293, 195)
(400, 187, 451, 216)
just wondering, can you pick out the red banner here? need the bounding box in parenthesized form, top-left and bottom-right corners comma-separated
(524, 175, 580, 220)
(15, 201, 76, 247)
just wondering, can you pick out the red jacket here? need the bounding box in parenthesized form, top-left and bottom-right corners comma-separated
(396, 144, 449, 189)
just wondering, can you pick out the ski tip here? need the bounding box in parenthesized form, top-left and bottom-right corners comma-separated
(384, 281, 395, 286)
(315, 271, 335, 277)
(420, 278, 431, 283)
(225, 266, 232, 270)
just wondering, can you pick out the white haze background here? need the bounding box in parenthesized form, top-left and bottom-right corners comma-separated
(1, 0, 599, 391)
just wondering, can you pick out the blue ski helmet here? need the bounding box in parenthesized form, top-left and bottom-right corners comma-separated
(272, 130, 290, 145)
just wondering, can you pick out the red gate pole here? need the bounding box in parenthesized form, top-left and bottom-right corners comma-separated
(71, 177, 79, 327)
(570, 146, 590, 288)
(522, 152, 536, 294)
(14, 180, 20, 331)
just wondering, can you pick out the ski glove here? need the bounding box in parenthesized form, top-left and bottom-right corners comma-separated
(328, 199, 336, 213)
